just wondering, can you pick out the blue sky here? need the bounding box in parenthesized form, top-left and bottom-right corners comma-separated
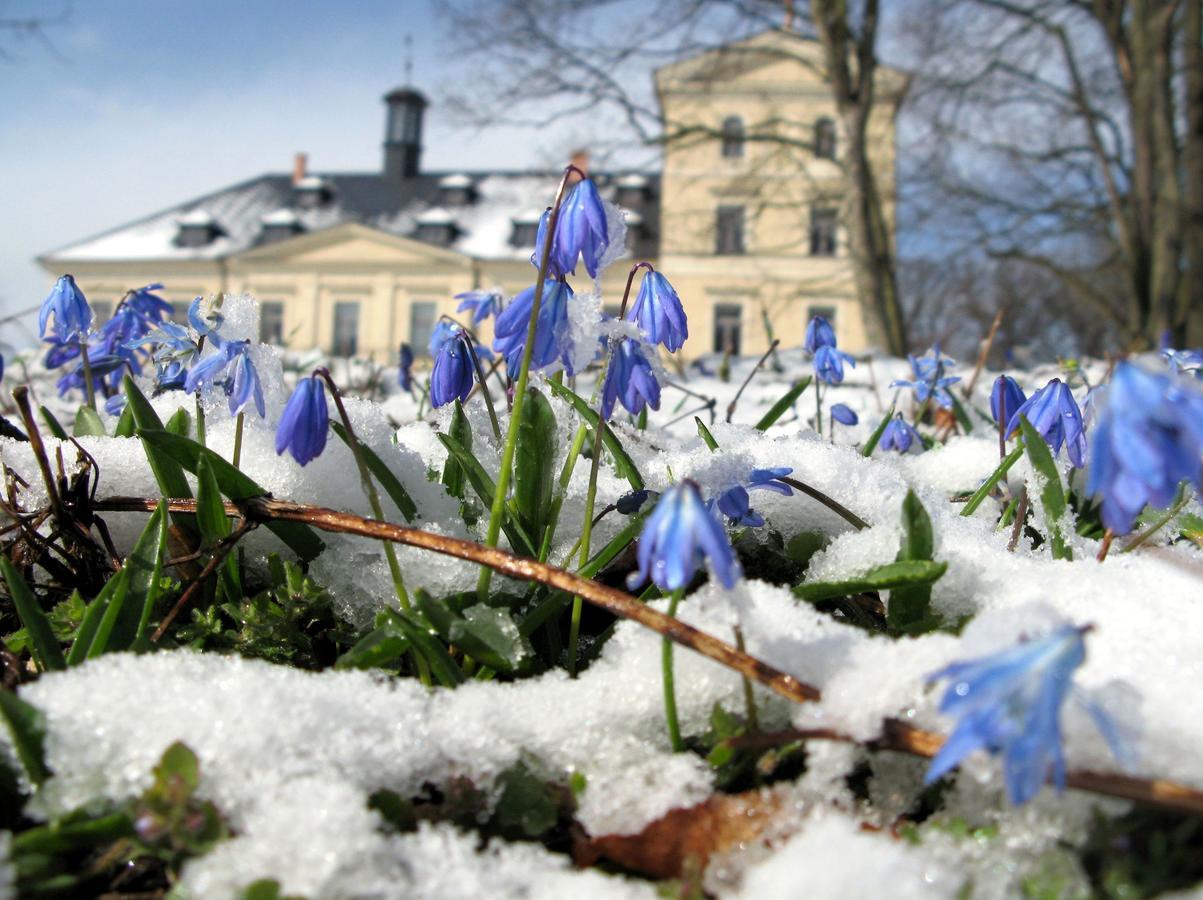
(0, 0, 558, 338)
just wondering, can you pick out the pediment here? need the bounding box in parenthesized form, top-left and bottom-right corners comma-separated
(232, 222, 470, 267)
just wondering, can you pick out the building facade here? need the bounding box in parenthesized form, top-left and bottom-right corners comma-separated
(39, 29, 901, 361)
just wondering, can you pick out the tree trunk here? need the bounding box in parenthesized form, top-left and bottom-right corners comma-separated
(1181, 0, 1203, 344)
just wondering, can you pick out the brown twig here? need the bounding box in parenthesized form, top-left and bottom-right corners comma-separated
(962, 307, 1005, 399)
(1007, 487, 1029, 552)
(726, 339, 781, 424)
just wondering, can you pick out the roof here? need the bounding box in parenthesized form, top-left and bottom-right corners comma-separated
(41, 168, 661, 266)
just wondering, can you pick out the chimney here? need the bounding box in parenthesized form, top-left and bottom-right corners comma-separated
(292, 152, 308, 185)
(568, 149, 589, 184)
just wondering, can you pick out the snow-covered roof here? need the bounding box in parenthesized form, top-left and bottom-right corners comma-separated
(42, 168, 661, 264)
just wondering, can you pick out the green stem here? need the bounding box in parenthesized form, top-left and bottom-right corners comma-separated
(960, 444, 1024, 517)
(195, 398, 207, 447)
(79, 337, 97, 411)
(662, 588, 686, 753)
(1122, 483, 1193, 553)
(814, 380, 823, 436)
(465, 336, 503, 443)
(231, 411, 244, 469)
(477, 165, 583, 600)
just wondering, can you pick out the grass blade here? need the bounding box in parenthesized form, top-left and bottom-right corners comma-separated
(754, 377, 812, 431)
(331, 422, 418, 522)
(1018, 415, 1073, 560)
(547, 380, 644, 491)
(0, 557, 65, 672)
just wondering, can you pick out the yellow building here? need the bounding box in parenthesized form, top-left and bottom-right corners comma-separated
(38, 29, 901, 361)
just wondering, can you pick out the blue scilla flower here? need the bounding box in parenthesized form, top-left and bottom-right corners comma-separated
(926, 624, 1126, 805)
(551, 178, 609, 279)
(40, 275, 94, 342)
(154, 359, 188, 394)
(626, 271, 688, 353)
(990, 375, 1027, 426)
(276, 376, 330, 466)
(1086, 362, 1203, 534)
(879, 415, 924, 454)
(124, 283, 173, 324)
(804, 316, 837, 354)
(628, 480, 741, 592)
(1162, 347, 1203, 379)
(455, 289, 502, 326)
(892, 346, 961, 409)
(1005, 378, 1087, 468)
(187, 296, 223, 338)
(57, 352, 129, 399)
(185, 337, 266, 417)
(601, 337, 661, 420)
(398, 343, 415, 392)
(713, 468, 793, 528)
(814, 344, 856, 385)
(831, 403, 858, 426)
(493, 280, 575, 374)
(430, 330, 475, 408)
(428, 320, 457, 357)
(104, 393, 127, 416)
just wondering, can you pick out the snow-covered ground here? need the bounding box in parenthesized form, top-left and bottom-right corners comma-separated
(1, 295, 1201, 898)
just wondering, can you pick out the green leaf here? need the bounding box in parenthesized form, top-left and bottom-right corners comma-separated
(67, 569, 129, 664)
(125, 376, 193, 503)
(331, 422, 420, 522)
(950, 394, 974, 434)
(576, 510, 647, 579)
(388, 609, 464, 687)
(960, 444, 1024, 517)
(889, 490, 938, 634)
(0, 689, 49, 785)
(793, 559, 948, 603)
(137, 428, 324, 562)
(196, 455, 241, 602)
(415, 593, 525, 672)
(695, 416, 720, 451)
(440, 401, 473, 500)
(14, 811, 134, 854)
(513, 388, 557, 548)
(165, 406, 192, 437)
(785, 532, 825, 569)
(154, 740, 200, 793)
(862, 404, 896, 457)
(130, 501, 170, 647)
(113, 402, 136, 438)
(39, 406, 69, 440)
(493, 761, 558, 838)
(547, 379, 644, 491)
(0, 557, 65, 672)
(1018, 415, 1072, 560)
(437, 432, 537, 556)
(72, 406, 107, 437)
(334, 620, 412, 670)
(754, 377, 812, 431)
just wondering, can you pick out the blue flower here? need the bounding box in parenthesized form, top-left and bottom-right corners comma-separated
(814, 345, 855, 385)
(892, 346, 961, 409)
(133, 319, 198, 367)
(1162, 347, 1203, 379)
(39, 275, 94, 341)
(187, 297, 223, 338)
(544, 178, 609, 279)
(428, 320, 457, 357)
(926, 624, 1125, 805)
(184, 338, 266, 417)
(616, 489, 656, 515)
(990, 375, 1026, 426)
(1086, 362, 1203, 533)
(492, 280, 576, 374)
(154, 359, 188, 393)
(830, 403, 858, 426)
(712, 469, 793, 528)
(1005, 378, 1087, 468)
(104, 393, 127, 416)
(601, 338, 661, 420)
(124, 284, 174, 324)
(275, 376, 330, 466)
(455, 290, 502, 326)
(398, 343, 415, 392)
(879, 415, 924, 454)
(626, 271, 688, 353)
(804, 316, 837, 354)
(628, 480, 741, 592)
(430, 330, 475, 408)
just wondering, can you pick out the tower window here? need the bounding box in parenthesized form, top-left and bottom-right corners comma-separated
(332, 301, 360, 357)
(810, 207, 838, 256)
(815, 117, 837, 160)
(713, 303, 742, 355)
(720, 116, 745, 158)
(715, 205, 745, 255)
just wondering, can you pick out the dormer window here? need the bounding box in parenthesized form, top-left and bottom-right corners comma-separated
(615, 173, 649, 209)
(721, 115, 745, 158)
(510, 211, 542, 248)
(293, 175, 332, 209)
(625, 210, 644, 248)
(175, 210, 222, 248)
(814, 117, 837, 160)
(438, 173, 477, 206)
(259, 209, 304, 244)
(415, 207, 459, 246)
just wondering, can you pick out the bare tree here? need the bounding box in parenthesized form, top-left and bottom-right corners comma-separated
(437, 0, 911, 354)
(0, 2, 71, 61)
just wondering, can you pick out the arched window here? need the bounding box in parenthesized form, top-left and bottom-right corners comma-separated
(720, 115, 745, 158)
(814, 117, 837, 160)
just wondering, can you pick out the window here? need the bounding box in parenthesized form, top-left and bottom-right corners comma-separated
(510, 219, 539, 248)
(91, 300, 113, 324)
(807, 305, 837, 333)
(810, 207, 838, 256)
(713, 303, 742, 355)
(416, 222, 458, 246)
(409, 301, 437, 355)
(814, 117, 837, 160)
(332, 301, 359, 357)
(260, 301, 285, 345)
(715, 205, 745, 255)
(720, 116, 745, 158)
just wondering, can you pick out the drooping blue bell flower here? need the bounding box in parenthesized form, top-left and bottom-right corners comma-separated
(892, 346, 961, 409)
(429, 329, 476, 408)
(275, 376, 330, 466)
(492, 280, 576, 374)
(104, 393, 127, 416)
(124, 284, 174, 324)
(626, 270, 688, 353)
(879, 414, 924, 454)
(830, 403, 858, 426)
(39, 275, 94, 341)
(1162, 347, 1203, 379)
(428, 320, 457, 358)
(184, 337, 266, 417)
(601, 337, 661, 420)
(538, 178, 609, 279)
(628, 480, 741, 592)
(804, 316, 837, 354)
(187, 296, 223, 339)
(1005, 378, 1087, 468)
(616, 489, 656, 516)
(990, 375, 1026, 427)
(814, 345, 856, 385)
(926, 624, 1128, 806)
(1086, 362, 1203, 534)
(398, 343, 415, 392)
(712, 467, 793, 528)
(154, 359, 188, 394)
(455, 289, 502, 326)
